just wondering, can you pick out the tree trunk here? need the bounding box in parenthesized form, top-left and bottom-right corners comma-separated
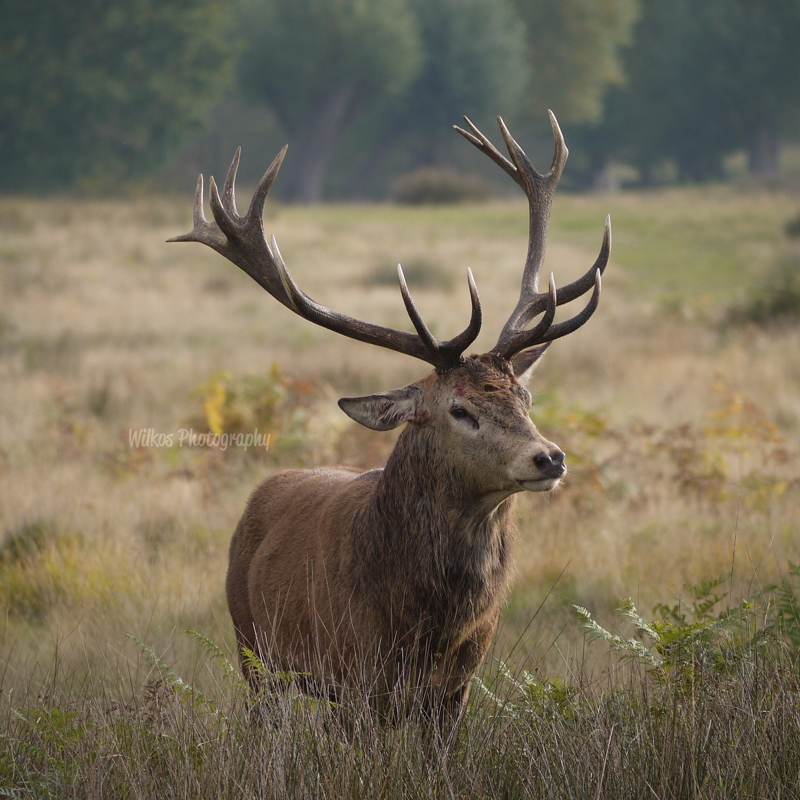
(747, 123, 779, 176)
(281, 80, 360, 203)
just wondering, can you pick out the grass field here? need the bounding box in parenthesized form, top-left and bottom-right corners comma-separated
(1, 182, 799, 796)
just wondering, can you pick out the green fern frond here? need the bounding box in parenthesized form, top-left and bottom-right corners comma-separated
(124, 632, 219, 716)
(187, 629, 244, 688)
(575, 604, 663, 667)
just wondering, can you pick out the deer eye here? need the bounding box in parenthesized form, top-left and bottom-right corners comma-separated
(450, 407, 479, 429)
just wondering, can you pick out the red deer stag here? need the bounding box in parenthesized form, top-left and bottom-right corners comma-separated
(170, 112, 611, 719)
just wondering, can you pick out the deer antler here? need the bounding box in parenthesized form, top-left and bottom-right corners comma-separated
(454, 112, 611, 361)
(169, 148, 482, 373)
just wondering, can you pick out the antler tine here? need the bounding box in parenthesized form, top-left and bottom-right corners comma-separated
(538, 269, 602, 344)
(166, 174, 228, 250)
(454, 116, 518, 183)
(492, 274, 558, 357)
(444, 268, 482, 358)
(246, 145, 288, 227)
(170, 147, 482, 372)
(221, 147, 241, 218)
(514, 214, 612, 328)
(397, 266, 482, 372)
(491, 268, 602, 359)
(549, 215, 611, 308)
(397, 265, 443, 356)
(457, 113, 609, 362)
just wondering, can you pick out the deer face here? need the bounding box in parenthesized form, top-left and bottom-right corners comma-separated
(339, 352, 566, 502)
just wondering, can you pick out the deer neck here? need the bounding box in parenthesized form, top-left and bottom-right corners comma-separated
(355, 425, 518, 628)
(379, 425, 518, 531)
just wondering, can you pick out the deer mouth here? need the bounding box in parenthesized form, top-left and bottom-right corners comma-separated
(518, 477, 562, 493)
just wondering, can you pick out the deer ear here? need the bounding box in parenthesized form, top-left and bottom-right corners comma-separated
(511, 343, 551, 387)
(338, 386, 427, 431)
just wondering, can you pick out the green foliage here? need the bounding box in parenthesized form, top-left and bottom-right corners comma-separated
(125, 632, 222, 715)
(237, 0, 421, 132)
(336, 0, 532, 199)
(233, 0, 639, 200)
(2, 707, 85, 794)
(398, 0, 528, 146)
(511, 0, 640, 124)
(237, 0, 422, 201)
(577, 570, 800, 699)
(2, 595, 800, 799)
(576, 599, 664, 670)
(485, 661, 580, 721)
(579, 0, 800, 183)
(0, 0, 236, 193)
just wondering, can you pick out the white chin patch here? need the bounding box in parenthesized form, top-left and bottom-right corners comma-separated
(519, 478, 561, 493)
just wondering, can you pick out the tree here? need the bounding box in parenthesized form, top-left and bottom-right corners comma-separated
(231, 0, 646, 200)
(342, 0, 530, 197)
(695, 0, 800, 175)
(236, 0, 422, 203)
(510, 0, 640, 125)
(581, 0, 800, 183)
(573, 0, 735, 184)
(0, 0, 236, 193)
(401, 0, 529, 159)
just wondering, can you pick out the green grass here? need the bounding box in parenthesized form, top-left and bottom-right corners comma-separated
(550, 188, 797, 305)
(268, 186, 798, 312)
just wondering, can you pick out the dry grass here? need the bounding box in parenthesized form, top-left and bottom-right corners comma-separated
(1, 185, 799, 795)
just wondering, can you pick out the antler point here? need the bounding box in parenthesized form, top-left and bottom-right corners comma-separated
(396, 263, 409, 290)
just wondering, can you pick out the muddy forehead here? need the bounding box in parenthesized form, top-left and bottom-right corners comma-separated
(453, 354, 531, 408)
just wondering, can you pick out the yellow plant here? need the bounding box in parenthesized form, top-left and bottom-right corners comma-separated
(202, 374, 230, 436)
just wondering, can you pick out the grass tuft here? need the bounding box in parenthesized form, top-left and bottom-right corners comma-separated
(3, 578, 800, 798)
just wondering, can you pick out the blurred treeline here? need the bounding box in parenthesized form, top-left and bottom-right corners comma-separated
(2, 0, 799, 200)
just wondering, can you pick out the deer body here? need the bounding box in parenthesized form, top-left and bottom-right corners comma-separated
(226, 354, 563, 711)
(171, 113, 611, 717)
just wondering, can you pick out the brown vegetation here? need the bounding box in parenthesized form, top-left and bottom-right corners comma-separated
(1, 183, 799, 794)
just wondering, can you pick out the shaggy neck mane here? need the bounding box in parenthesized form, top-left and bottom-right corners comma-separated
(354, 423, 518, 638)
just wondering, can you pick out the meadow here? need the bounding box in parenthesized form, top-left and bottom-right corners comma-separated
(1, 179, 799, 796)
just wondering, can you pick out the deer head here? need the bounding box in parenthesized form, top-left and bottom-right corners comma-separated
(169, 113, 610, 500)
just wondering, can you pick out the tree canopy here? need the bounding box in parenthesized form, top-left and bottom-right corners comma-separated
(0, 0, 236, 193)
(511, 0, 640, 124)
(6, 0, 800, 196)
(236, 0, 422, 202)
(235, 0, 640, 200)
(339, 0, 530, 198)
(578, 0, 800, 183)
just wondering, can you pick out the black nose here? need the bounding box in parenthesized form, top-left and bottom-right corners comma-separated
(534, 449, 566, 478)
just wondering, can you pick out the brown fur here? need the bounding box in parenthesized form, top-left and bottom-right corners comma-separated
(226, 353, 566, 717)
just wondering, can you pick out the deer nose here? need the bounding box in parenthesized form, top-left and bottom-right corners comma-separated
(533, 449, 566, 478)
